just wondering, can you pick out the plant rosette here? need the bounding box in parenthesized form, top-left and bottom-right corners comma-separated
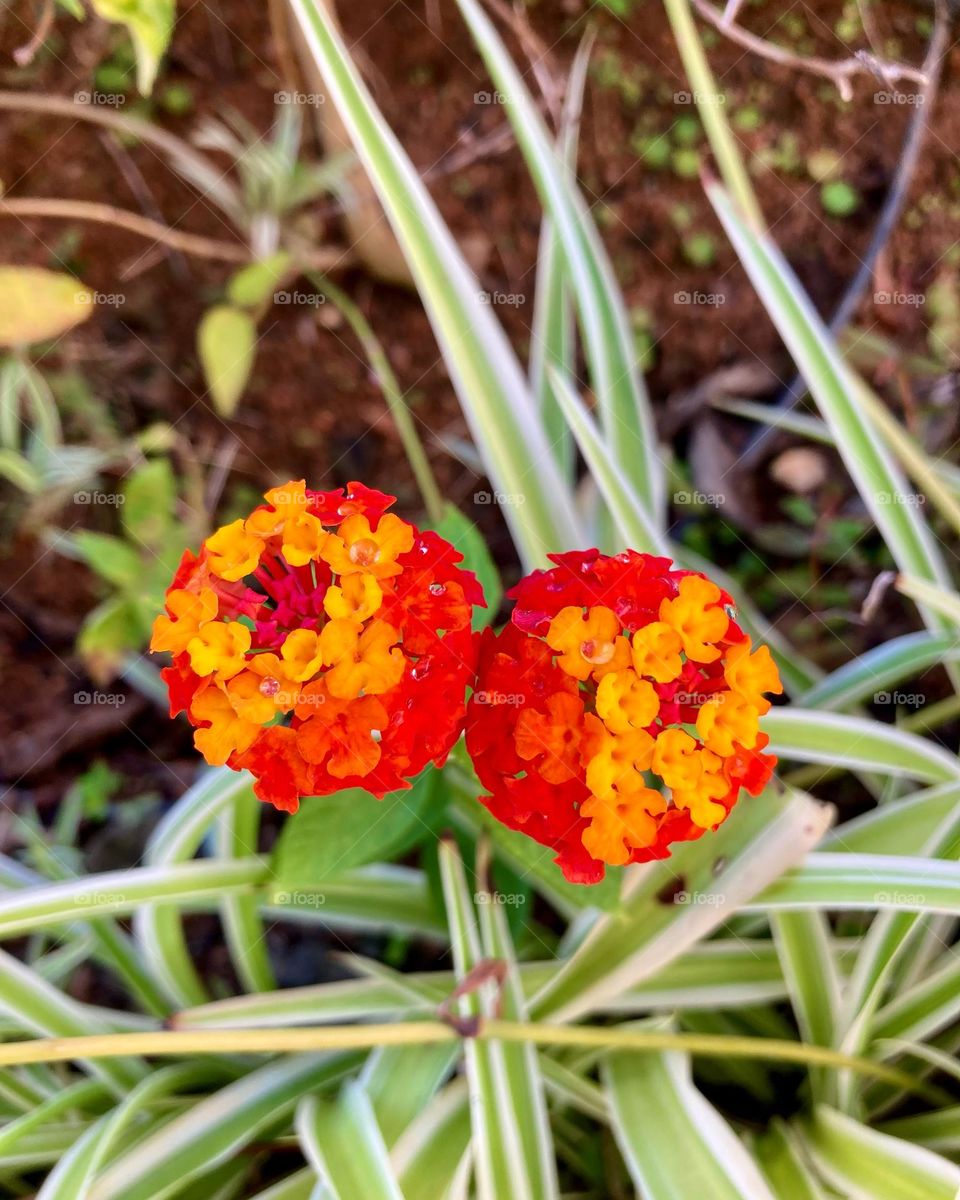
(466, 549, 783, 884)
(151, 480, 484, 810)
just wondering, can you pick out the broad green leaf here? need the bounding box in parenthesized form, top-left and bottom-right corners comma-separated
(77, 595, 147, 672)
(763, 709, 960, 783)
(227, 251, 294, 309)
(297, 1083, 404, 1200)
(88, 0, 175, 94)
(197, 305, 256, 418)
(604, 1049, 776, 1199)
(72, 532, 142, 588)
(122, 457, 177, 551)
(454, 0, 663, 521)
(800, 1105, 960, 1200)
(287, 0, 584, 567)
(0, 267, 93, 346)
(532, 789, 830, 1022)
(92, 1056, 359, 1200)
(433, 503, 502, 628)
(708, 182, 953, 639)
(272, 768, 442, 887)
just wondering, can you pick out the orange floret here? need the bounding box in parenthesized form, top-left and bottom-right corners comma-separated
(320, 513, 414, 579)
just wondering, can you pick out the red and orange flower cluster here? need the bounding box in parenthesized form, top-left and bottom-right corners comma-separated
(153, 491, 781, 883)
(465, 550, 782, 883)
(150, 481, 482, 811)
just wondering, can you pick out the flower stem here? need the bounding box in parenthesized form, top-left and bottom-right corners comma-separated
(0, 1019, 930, 1097)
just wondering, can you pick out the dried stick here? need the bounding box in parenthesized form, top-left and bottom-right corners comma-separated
(691, 0, 928, 102)
(735, 0, 951, 468)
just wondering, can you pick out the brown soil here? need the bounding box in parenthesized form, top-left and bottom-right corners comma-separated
(1, 0, 958, 803)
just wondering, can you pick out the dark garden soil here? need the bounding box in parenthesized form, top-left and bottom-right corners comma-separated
(1, 0, 958, 847)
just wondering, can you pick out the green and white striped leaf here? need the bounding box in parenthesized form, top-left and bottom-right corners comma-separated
(800, 1105, 960, 1200)
(871, 950, 960, 1044)
(455, 0, 663, 521)
(772, 911, 840, 1102)
(439, 840, 558, 1200)
(751, 854, 960, 915)
(708, 181, 953, 638)
(91, 1054, 360, 1200)
(822, 781, 960, 855)
(297, 1083, 404, 1200)
(361, 1041, 459, 1147)
(392, 1081, 472, 1200)
(216, 783, 275, 993)
(528, 33, 592, 481)
(896, 574, 960, 627)
(763, 709, 960, 783)
(287, 0, 583, 567)
(604, 1049, 776, 1199)
(136, 768, 255, 1007)
(795, 631, 960, 712)
(752, 1119, 830, 1200)
(880, 1107, 960, 1155)
(532, 789, 830, 1021)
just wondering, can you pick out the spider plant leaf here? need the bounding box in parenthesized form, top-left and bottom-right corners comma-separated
(287, 0, 584, 567)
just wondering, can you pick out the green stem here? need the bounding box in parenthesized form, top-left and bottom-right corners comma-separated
(0, 1019, 929, 1096)
(305, 272, 445, 525)
(661, 0, 764, 229)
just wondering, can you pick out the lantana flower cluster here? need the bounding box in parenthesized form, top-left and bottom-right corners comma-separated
(465, 550, 782, 883)
(150, 480, 482, 811)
